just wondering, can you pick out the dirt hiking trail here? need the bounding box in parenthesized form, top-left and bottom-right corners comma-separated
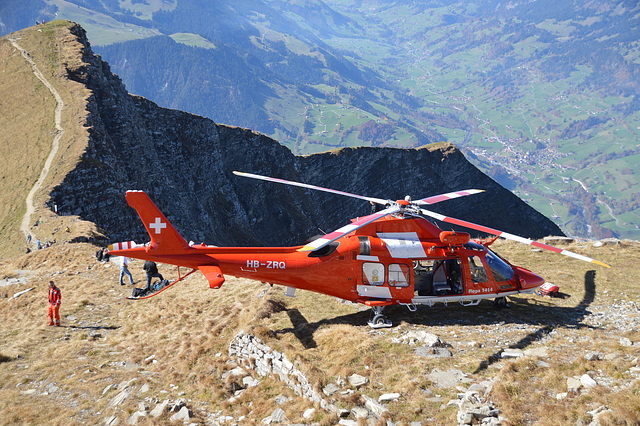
(9, 37, 64, 247)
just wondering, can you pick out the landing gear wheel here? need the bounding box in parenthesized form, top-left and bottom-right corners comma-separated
(368, 312, 392, 329)
(373, 314, 386, 325)
(493, 297, 509, 309)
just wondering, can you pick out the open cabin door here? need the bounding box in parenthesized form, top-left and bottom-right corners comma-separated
(413, 258, 463, 297)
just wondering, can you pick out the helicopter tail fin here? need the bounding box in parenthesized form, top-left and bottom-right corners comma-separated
(125, 190, 190, 254)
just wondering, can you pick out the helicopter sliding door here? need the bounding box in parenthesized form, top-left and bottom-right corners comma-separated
(358, 261, 413, 300)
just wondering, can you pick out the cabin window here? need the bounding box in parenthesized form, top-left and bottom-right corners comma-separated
(388, 264, 410, 287)
(362, 262, 385, 286)
(469, 256, 489, 283)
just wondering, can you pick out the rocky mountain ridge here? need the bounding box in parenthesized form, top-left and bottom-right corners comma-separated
(33, 22, 561, 248)
(1, 21, 561, 253)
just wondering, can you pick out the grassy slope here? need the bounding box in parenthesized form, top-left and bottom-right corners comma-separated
(0, 239, 638, 424)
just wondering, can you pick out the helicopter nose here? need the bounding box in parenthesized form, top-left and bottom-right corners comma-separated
(516, 268, 545, 289)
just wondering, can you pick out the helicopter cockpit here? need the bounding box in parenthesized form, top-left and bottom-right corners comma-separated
(465, 241, 515, 282)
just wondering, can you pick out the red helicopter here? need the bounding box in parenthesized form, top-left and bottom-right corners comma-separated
(108, 171, 610, 327)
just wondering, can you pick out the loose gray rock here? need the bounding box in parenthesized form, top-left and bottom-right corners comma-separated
(580, 374, 597, 388)
(323, 383, 340, 396)
(362, 395, 388, 418)
(150, 399, 169, 417)
(351, 406, 368, 419)
(126, 411, 146, 425)
(169, 406, 192, 422)
(108, 390, 130, 408)
(427, 369, 471, 389)
(415, 346, 453, 358)
(348, 374, 368, 388)
(379, 393, 400, 402)
(567, 377, 582, 393)
(585, 352, 603, 361)
(501, 349, 524, 358)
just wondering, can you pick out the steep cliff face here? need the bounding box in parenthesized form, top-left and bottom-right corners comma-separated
(48, 23, 562, 247)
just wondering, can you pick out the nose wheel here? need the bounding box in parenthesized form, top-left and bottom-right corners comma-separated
(492, 297, 509, 309)
(368, 306, 392, 328)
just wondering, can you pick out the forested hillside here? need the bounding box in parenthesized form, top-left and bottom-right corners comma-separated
(1, 0, 638, 240)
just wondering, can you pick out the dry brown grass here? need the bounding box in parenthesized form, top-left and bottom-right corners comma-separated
(0, 240, 639, 424)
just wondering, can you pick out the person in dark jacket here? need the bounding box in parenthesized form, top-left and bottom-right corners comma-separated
(143, 260, 164, 290)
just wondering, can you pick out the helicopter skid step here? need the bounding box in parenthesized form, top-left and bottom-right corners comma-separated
(411, 289, 538, 307)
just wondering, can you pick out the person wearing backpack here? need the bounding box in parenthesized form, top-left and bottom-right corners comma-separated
(143, 260, 163, 291)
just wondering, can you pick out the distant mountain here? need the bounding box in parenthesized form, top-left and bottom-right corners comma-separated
(1, 1, 637, 240)
(0, 22, 561, 257)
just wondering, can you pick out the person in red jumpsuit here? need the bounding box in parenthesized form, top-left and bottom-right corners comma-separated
(48, 281, 61, 326)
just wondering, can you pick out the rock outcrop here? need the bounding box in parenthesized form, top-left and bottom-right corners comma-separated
(41, 23, 561, 246)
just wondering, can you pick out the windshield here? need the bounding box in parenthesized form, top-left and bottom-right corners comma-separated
(465, 242, 514, 282)
(485, 249, 514, 282)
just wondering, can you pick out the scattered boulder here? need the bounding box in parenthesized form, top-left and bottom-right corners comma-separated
(323, 383, 340, 396)
(126, 411, 147, 425)
(585, 352, 603, 361)
(108, 390, 130, 408)
(348, 374, 368, 388)
(169, 406, 192, 422)
(427, 369, 472, 389)
(567, 377, 582, 393)
(414, 346, 453, 358)
(362, 395, 388, 418)
(262, 407, 287, 424)
(379, 393, 400, 402)
(351, 406, 368, 419)
(150, 399, 170, 417)
(580, 374, 598, 388)
(501, 349, 524, 359)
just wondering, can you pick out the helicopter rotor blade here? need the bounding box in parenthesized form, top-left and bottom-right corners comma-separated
(298, 206, 402, 252)
(414, 189, 484, 205)
(420, 208, 611, 268)
(233, 171, 389, 205)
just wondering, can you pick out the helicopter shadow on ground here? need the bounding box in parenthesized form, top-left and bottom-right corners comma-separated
(276, 271, 599, 363)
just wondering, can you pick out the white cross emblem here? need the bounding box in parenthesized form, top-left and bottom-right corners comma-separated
(149, 217, 167, 234)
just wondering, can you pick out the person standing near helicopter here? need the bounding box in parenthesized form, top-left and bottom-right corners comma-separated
(143, 260, 164, 291)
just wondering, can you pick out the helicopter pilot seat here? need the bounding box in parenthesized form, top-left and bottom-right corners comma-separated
(432, 263, 451, 295)
(413, 262, 433, 296)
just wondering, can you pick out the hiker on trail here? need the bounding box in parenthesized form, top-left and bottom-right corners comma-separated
(143, 260, 163, 291)
(48, 281, 61, 326)
(119, 256, 134, 286)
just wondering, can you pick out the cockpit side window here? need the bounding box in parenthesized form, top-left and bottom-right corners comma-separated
(468, 256, 489, 283)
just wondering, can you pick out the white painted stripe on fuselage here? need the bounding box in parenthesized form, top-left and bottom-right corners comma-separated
(357, 255, 380, 262)
(377, 232, 426, 258)
(357, 285, 392, 299)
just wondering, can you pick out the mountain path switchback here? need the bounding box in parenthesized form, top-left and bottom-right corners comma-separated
(9, 37, 64, 247)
